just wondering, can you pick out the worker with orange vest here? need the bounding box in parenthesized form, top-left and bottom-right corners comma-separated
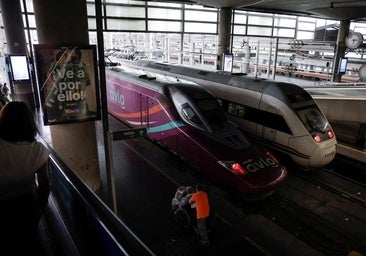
(189, 184, 210, 246)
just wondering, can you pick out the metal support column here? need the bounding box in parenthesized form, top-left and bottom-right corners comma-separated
(0, 0, 35, 108)
(217, 7, 232, 70)
(332, 20, 351, 82)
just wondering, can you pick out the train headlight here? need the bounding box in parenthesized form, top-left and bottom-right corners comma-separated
(267, 152, 278, 162)
(328, 131, 334, 138)
(313, 130, 334, 143)
(232, 163, 247, 175)
(313, 134, 322, 143)
(218, 161, 248, 175)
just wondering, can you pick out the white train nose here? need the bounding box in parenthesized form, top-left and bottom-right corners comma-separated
(309, 139, 337, 167)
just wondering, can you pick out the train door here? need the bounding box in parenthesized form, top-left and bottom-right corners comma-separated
(261, 106, 277, 141)
(139, 94, 150, 127)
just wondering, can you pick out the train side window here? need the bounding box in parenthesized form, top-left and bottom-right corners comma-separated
(238, 109, 245, 118)
(228, 102, 246, 118)
(182, 105, 202, 124)
(227, 102, 235, 114)
(226, 101, 292, 134)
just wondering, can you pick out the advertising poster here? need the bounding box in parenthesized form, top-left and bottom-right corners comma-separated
(34, 45, 100, 125)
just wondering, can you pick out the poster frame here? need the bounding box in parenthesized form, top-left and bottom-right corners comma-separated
(8, 54, 31, 83)
(34, 44, 101, 125)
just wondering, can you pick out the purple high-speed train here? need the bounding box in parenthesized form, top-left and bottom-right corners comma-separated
(106, 65, 287, 198)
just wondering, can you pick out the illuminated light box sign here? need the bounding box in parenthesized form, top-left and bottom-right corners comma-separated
(8, 55, 31, 82)
(338, 57, 348, 74)
(34, 44, 101, 125)
(223, 53, 233, 72)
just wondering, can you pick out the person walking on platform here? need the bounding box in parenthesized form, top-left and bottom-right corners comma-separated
(0, 83, 10, 108)
(189, 184, 210, 246)
(0, 101, 50, 253)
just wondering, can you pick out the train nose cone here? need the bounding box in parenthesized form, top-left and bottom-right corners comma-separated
(310, 140, 337, 167)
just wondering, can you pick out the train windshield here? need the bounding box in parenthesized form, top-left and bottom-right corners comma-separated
(297, 106, 330, 133)
(196, 98, 227, 124)
(169, 84, 229, 132)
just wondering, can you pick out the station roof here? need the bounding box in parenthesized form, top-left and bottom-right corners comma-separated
(166, 0, 366, 21)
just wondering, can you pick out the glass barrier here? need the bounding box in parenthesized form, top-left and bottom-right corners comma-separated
(42, 146, 155, 256)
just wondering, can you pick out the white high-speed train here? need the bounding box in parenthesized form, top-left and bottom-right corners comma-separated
(123, 60, 337, 169)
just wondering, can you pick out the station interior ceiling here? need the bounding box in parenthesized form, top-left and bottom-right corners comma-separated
(169, 0, 366, 21)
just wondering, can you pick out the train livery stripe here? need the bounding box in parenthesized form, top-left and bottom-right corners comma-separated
(112, 108, 186, 133)
(127, 120, 155, 126)
(148, 121, 186, 133)
(111, 104, 165, 119)
(250, 133, 311, 159)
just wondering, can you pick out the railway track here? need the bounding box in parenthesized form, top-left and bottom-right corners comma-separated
(252, 163, 366, 256)
(254, 194, 357, 255)
(214, 154, 366, 256)
(108, 116, 366, 255)
(224, 183, 359, 255)
(149, 142, 366, 255)
(295, 167, 366, 207)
